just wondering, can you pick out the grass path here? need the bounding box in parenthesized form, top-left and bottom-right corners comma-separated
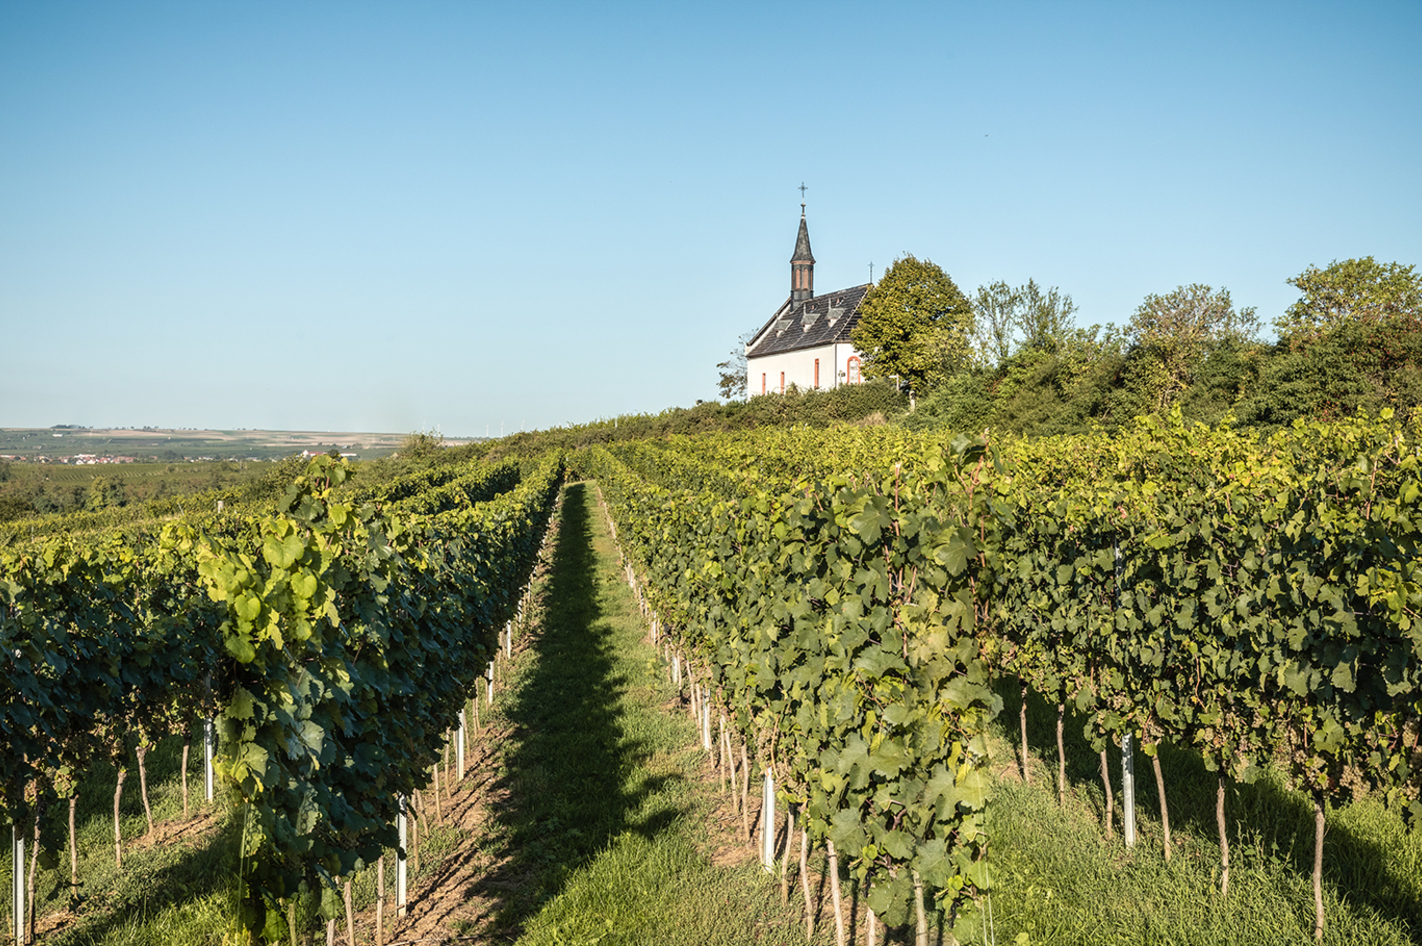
(499, 481, 816, 945)
(388, 481, 817, 945)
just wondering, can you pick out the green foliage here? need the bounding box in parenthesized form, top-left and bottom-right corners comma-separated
(592, 432, 1001, 925)
(994, 409, 1422, 808)
(1125, 284, 1259, 412)
(971, 280, 1079, 369)
(1279, 256, 1422, 340)
(1018, 280, 1079, 354)
(84, 476, 125, 512)
(1239, 304, 1422, 429)
(851, 254, 974, 394)
(480, 381, 909, 464)
(399, 430, 446, 459)
(972, 281, 1020, 369)
(0, 493, 32, 523)
(590, 413, 1422, 933)
(910, 327, 1129, 438)
(1, 450, 561, 939)
(715, 331, 753, 400)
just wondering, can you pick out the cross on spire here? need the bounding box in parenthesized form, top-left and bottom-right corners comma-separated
(798, 182, 808, 208)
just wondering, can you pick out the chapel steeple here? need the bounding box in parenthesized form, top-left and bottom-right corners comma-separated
(791, 203, 815, 304)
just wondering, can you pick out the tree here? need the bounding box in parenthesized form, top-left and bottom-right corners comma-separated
(1018, 280, 1078, 354)
(399, 431, 445, 457)
(84, 476, 124, 512)
(1126, 284, 1258, 411)
(1278, 257, 1422, 340)
(716, 331, 754, 400)
(850, 254, 974, 394)
(971, 279, 1079, 368)
(972, 281, 1019, 368)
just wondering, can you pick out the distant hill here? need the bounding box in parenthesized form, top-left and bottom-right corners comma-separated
(0, 427, 479, 462)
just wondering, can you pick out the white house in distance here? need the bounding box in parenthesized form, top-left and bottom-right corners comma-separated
(745, 206, 870, 396)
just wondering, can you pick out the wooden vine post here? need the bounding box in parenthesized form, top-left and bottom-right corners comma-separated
(779, 807, 793, 902)
(67, 795, 78, 904)
(1216, 775, 1230, 896)
(376, 856, 385, 946)
(136, 743, 155, 838)
(112, 765, 126, 868)
(1018, 680, 1031, 783)
(180, 726, 191, 818)
(26, 802, 40, 945)
(826, 838, 846, 946)
(1312, 792, 1325, 941)
(1150, 749, 1171, 861)
(798, 823, 812, 939)
(739, 741, 752, 840)
(1098, 749, 1114, 837)
(342, 878, 355, 946)
(912, 868, 929, 946)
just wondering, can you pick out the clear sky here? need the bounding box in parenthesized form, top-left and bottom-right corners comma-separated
(3, 1, 1419, 435)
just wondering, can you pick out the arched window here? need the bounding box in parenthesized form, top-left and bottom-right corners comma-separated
(847, 356, 861, 384)
(779, 371, 785, 394)
(814, 358, 820, 388)
(761, 373, 767, 395)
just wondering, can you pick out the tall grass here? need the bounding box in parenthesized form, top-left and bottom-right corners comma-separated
(958, 685, 1422, 945)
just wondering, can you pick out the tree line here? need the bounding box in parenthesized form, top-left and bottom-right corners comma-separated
(724, 254, 1422, 436)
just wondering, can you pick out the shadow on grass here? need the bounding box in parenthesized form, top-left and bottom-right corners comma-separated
(44, 810, 240, 945)
(10, 729, 240, 944)
(469, 482, 685, 936)
(998, 678, 1422, 939)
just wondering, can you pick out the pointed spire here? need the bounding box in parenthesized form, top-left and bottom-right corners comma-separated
(790, 200, 816, 303)
(791, 205, 815, 264)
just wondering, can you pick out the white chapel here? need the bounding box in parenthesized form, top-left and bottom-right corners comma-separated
(745, 206, 870, 396)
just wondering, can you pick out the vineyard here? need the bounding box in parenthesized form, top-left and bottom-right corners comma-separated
(582, 408, 1422, 943)
(2, 451, 561, 942)
(3, 409, 1422, 943)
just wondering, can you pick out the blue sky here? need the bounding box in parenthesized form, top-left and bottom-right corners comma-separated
(3, 1, 1419, 435)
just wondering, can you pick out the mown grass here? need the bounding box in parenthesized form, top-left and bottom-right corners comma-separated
(483, 481, 812, 944)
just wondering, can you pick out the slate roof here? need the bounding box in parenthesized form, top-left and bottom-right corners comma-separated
(746, 284, 871, 358)
(792, 214, 815, 263)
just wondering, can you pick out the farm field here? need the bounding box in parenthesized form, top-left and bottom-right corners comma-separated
(6, 477, 1419, 945)
(0, 481, 820, 945)
(0, 427, 478, 463)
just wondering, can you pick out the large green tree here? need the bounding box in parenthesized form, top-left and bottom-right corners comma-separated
(850, 254, 973, 393)
(1277, 256, 1422, 339)
(971, 279, 1079, 368)
(1125, 284, 1258, 411)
